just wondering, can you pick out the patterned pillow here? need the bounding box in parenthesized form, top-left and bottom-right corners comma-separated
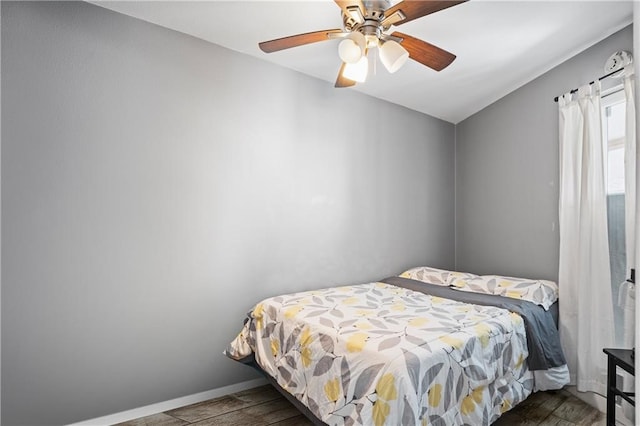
(452, 274, 559, 310)
(400, 266, 477, 287)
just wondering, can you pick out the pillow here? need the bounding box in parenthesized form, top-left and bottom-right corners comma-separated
(452, 274, 559, 310)
(400, 266, 477, 287)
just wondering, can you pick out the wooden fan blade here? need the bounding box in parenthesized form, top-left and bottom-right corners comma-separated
(392, 31, 456, 71)
(259, 29, 344, 53)
(335, 62, 356, 88)
(384, 0, 467, 26)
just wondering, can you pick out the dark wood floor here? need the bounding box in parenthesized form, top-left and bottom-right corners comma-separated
(116, 384, 605, 426)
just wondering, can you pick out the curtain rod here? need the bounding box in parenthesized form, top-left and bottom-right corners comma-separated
(553, 68, 624, 102)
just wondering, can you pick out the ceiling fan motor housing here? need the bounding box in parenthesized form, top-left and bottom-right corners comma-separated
(342, 0, 390, 32)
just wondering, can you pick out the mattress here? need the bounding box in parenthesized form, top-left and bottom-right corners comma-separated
(226, 277, 569, 425)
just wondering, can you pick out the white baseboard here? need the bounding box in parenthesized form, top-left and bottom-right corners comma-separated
(67, 378, 268, 426)
(564, 386, 607, 412)
(564, 386, 634, 426)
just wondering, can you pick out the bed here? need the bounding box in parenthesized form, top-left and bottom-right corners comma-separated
(225, 267, 570, 425)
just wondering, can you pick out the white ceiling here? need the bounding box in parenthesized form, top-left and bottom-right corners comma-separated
(92, 1, 633, 124)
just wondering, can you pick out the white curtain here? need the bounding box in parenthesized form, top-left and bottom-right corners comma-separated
(634, 8, 640, 425)
(621, 66, 637, 422)
(558, 82, 614, 395)
(625, 66, 637, 275)
(621, 67, 637, 353)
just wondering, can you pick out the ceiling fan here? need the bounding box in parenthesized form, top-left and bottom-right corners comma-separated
(258, 0, 468, 88)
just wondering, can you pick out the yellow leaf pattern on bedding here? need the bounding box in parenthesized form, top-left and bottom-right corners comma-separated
(460, 395, 476, 415)
(300, 328, 312, 346)
(472, 386, 484, 403)
(474, 323, 491, 348)
(226, 281, 535, 426)
(506, 291, 522, 299)
(355, 321, 373, 330)
(254, 303, 264, 330)
(284, 305, 303, 319)
(270, 339, 279, 358)
(510, 312, 523, 325)
(299, 327, 314, 367)
(301, 346, 313, 367)
(372, 399, 390, 426)
(324, 378, 340, 402)
(450, 277, 467, 287)
(376, 374, 397, 401)
(460, 394, 476, 415)
(501, 399, 512, 413)
(439, 335, 463, 349)
(408, 317, 428, 327)
(428, 383, 442, 407)
(391, 303, 405, 311)
(461, 386, 485, 416)
(346, 332, 368, 352)
(515, 353, 525, 369)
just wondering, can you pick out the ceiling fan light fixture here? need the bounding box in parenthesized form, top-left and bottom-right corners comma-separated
(257, 0, 466, 87)
(379, 40, 409, 73)
(343, 56, 368, 83)
(365, 34, 379, 48)
(338, 32, 366, 64)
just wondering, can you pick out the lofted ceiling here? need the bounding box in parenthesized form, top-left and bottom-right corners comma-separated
(91, 1, 633, 124)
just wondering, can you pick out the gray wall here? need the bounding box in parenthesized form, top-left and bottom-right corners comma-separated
(455, 25, 633, 281)
(1, 2, 455, 424)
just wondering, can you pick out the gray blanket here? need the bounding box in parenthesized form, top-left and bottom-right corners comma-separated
(381, 276, 566, 370)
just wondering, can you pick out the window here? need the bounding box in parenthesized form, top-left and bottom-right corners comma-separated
(602, 88, 627, 345)
(604, 91, 626, 194)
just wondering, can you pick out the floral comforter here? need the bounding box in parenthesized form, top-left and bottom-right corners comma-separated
(226, 282, 533, 425)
